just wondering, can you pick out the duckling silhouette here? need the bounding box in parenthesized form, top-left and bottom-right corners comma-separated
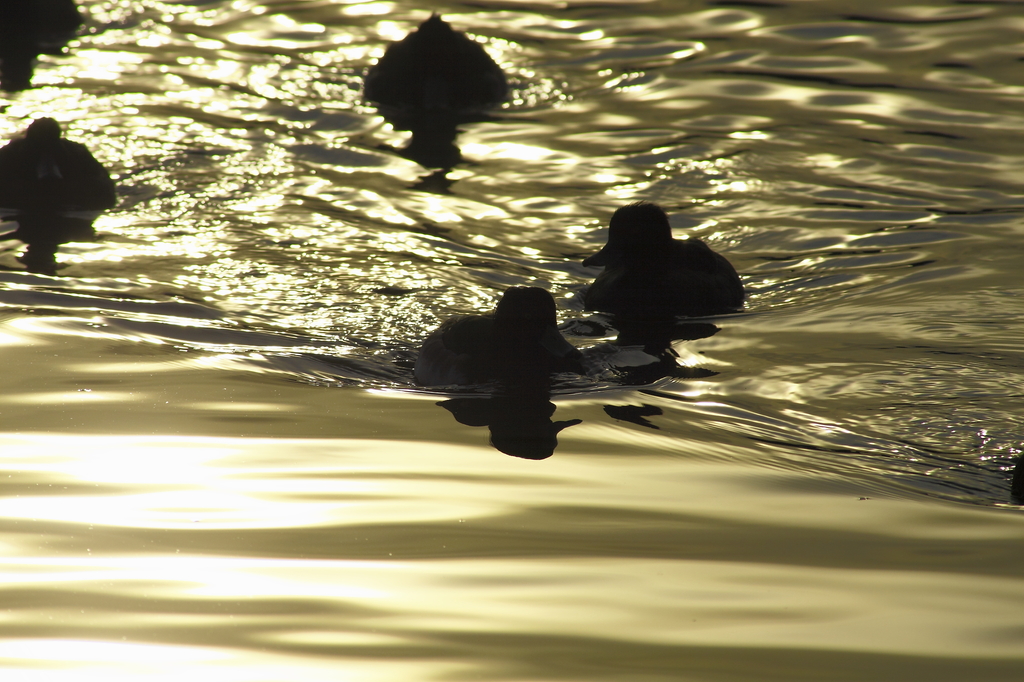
(364, 14, 507, 115)
(582, 201, 744, 319)
(0, 117, 116, 273)
(0, 117, 116, 211)
(0, 0, 82, 91)
(1012, 454, 1024, 503)
(363, 14, 507, 184)
(415, 286, 584, 387)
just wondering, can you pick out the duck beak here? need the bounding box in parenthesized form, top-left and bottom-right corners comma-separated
(539, 324, 578, 358)
(582, 246, 608, 268)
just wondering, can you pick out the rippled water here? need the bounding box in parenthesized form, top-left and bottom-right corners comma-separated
(2, 0, 1024, 679)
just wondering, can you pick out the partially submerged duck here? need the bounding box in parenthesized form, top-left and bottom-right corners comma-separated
(415, 286, 584, 387)
(364, 14, 507, 114)
(582, 201, 744, 319)
(0, 117, 116, 211)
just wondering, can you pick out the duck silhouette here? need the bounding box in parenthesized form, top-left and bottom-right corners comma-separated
(0, 117, 116, 212)
(582, 201, 744, 319)
(0, 117, 116, 273)
(363, 14, 507, 185)
(364, 13, 507, 115)
(415, 286, 584, 387)
(0, 0, 82, 91)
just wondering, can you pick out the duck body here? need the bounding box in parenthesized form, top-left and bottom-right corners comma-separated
(0, 118, 116, 211)
(364, 14, 507, 114)
(415, 286, 584, 387)
(583, 202, 743, 319)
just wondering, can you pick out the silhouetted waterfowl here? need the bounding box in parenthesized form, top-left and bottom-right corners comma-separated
(364, 14, 507, 114)
(0, 117, 116, 211)
(415, 286, 584, 387)
(1012, 455, 1024, 503)
(0, 118, 115, 274)
(582, 201, 744, 319)
(0, 0, 82, 91)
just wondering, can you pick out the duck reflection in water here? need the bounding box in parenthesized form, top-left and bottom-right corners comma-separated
(439, 395, 581, 460)
(561, 314, 721, 385)
(612, 318, 721, 385)
(582, 201, 744, 320)
(0, 0, 82, 91)
(0, 117, 117, 274)
(363, 14, 507, 192)
(416, 286, 585, 459)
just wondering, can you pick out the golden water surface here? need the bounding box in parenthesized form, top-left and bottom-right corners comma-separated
(1, 0, 1024, 679)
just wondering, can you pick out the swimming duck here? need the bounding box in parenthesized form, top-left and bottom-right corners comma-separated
(415, 286, 584, 387)
(0, 0, 81, 91)
(0, 117, 116, 211)
(582, 201, 744, 319)
(364, 14, 507, 114)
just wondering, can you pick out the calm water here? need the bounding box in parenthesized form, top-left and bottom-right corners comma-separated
(2, 0, 1024, 679)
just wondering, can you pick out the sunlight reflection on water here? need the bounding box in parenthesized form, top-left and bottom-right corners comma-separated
(2, 0, 1024, 678)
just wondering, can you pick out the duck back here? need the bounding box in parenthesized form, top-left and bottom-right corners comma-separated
(364, 14, 507, 113)
(585, 238, 743, 318)
(0, 121, 116, 211)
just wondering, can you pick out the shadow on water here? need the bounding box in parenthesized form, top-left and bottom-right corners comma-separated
(0, 0, 81, 92)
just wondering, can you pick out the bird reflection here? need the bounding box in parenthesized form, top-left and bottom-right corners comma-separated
(0, 213, 95, 275)
(617, 319, 721, 385)
(439, 392, 582, 460)
(562, 315, 721, 386)
(0, 117, 117, 274)
(603, 404, 663, 430)
(379, 109, 463, 192)
(363, 14, 507, 190)
(0, 0, 82, 91)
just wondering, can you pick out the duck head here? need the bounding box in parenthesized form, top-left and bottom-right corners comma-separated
(25, 117, 61, 144)
(491, 284, 581, 364)
(583, 201, 674, 267)
(24, 117, 64, 180)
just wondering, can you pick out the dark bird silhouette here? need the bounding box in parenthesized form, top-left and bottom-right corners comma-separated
(0, 117, 116, 274)
(0, 117, 116, 211)
(364, 13, 507, 115)
(0, 0, 82, 91)
(583, 201, 744, 319)
(1012, 454, 1024, 504)
(415, 286, 584, 387)
(363, 14, 507, 184)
